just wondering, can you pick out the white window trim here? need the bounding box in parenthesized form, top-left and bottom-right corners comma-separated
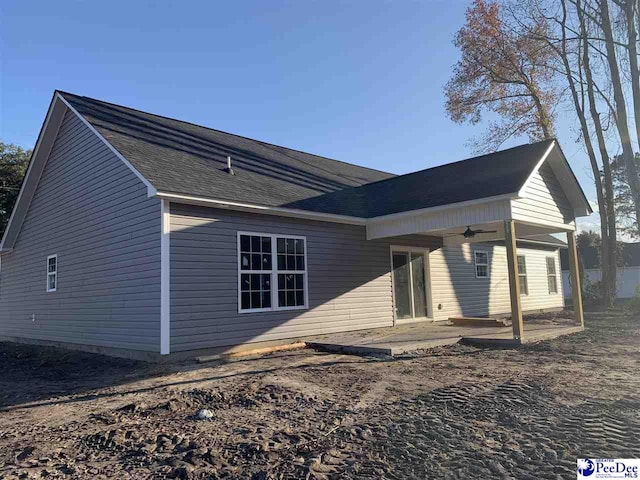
(517, 254, 528, 296)
(474, 250, 489, 278)
(546, 256, 558, 294)
(237, 231, 309, 314)
(46, 254, 57, 292)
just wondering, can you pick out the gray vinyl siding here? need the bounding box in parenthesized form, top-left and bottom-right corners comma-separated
(169, 204, 441, 352)
(511, 162, 574, 226)
(430, 243, 564, 320)
(0, 110, 161, 352)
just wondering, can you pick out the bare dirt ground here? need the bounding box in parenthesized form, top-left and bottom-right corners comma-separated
(1, 308, 639, 479)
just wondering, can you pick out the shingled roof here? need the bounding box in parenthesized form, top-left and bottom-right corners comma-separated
(58, 92, 392, 217)
(56, 92, 568, 219)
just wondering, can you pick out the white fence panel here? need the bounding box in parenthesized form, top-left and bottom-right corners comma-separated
(562, 266, 640, 299)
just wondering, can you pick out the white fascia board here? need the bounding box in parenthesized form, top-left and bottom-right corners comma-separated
(367, 193, 518, 224)
(155, 192, 367, 225)
(0, 95, 66, 251)
(56, 93, 158, 198)
(517, 140, 556, 197)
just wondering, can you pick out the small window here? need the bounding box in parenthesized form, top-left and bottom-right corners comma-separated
(517, 255, 528, 295)
(238, 233, 307, 312)
(546, 257, 558, 294)
(474, 251, 489, 278)
(47, 255, 57, 292)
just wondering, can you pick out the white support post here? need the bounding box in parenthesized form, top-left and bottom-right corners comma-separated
(160, 199, 170, 355)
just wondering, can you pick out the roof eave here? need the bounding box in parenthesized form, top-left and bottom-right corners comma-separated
(367, 192, 519, 223)
(155, 191, 368, 225)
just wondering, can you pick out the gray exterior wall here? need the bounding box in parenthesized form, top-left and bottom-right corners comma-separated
(170, 204, 566, 352)
(430, 243, 564, 320)
(0, 110, 161, 352)
(169, 204, 442, 352)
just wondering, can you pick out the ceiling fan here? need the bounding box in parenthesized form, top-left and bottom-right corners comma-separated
(445, 226, 498, 238)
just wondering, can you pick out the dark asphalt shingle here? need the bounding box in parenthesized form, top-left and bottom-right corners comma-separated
(59, 91, 554, 219)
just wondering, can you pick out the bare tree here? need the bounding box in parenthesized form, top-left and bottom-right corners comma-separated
(514, 0, 618, 304)
(622, 0, 640, 150)
(576, 0, 618, 305)
(599, 0, 640, 228)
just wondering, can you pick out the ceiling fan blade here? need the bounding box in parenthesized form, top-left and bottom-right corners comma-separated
(444, 233, 464, 237)
(475, 230, 498, 234)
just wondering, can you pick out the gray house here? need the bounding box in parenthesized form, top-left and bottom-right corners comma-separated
(0, 92, 591, 359)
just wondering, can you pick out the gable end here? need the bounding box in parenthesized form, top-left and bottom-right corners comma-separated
(1, 93, 158, 253)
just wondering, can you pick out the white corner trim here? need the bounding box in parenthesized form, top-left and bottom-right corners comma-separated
(155, 191, 367, 225)
(56, 93, 158, 198)
(517, 140, 556, 198)
(160, 199, 170, 355)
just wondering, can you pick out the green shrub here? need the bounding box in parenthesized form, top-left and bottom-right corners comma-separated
(582, 279, 603, 306)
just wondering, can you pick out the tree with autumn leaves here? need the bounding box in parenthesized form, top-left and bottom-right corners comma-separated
(445, 0, 640, 307)
(445, 0, 557, 152)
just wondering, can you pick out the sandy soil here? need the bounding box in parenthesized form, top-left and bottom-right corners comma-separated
(0, 308, 639, 479)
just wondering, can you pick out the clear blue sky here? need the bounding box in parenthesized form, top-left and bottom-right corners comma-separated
(1, 0, 604, 230)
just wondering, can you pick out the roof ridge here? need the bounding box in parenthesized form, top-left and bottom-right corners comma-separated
(359, 138, 556, 189)
(55, 90, 395, 179)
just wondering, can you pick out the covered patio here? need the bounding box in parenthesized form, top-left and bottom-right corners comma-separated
(362, 139, 591, 344)
(307, 319, 584, 356)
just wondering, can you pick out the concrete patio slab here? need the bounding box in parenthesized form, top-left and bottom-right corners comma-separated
(306, 321, 583, 356)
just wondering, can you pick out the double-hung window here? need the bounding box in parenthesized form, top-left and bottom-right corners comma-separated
(474, 250, 489, 278)
(238, 232, 308, 312)
(47, 255, 57, 292)
(517, 255, 528, 295)
(546, 257, 558, 294)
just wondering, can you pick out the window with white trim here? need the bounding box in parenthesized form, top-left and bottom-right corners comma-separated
(47, 255, 57, 292)
(238, 233, 307, 312)
(517, 255, 528, 295)
(474, 250, 489, 278)
(546, 256, 558, 294)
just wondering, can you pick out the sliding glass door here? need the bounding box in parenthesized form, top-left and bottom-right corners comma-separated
(391, 250, 430, 321)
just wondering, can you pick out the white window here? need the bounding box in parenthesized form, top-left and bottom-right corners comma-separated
(474, 250, 489, 278)
(546, 257, 558, 294)
(517, 255, 528, 295)
(237, 232, 308, 313)
(47, 255, 57, 292)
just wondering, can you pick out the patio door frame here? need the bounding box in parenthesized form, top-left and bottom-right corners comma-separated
(389, 246, 433, 325)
